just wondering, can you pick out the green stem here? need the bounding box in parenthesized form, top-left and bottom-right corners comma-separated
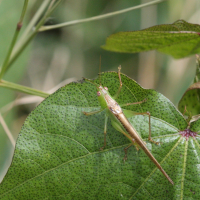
(195, 54, 200, 83)
(39, 0, 167, 32)
(0, 0, 29, 79)
(19, 0, 29, 22)
(46, 0, 56, 12)
(14, 0, 52, 53)
(5, 0, 62, 73)
(0, 80, 49, 98)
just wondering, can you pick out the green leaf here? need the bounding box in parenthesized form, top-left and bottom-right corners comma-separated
(178, 55, 200, 117)
(190, 117, 200, 132)
(2, 71, 198, 200)
(102, 20, 200, 59)
(178, 83, 200, 117)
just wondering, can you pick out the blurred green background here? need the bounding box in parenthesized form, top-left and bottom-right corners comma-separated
(0, 0, 199, 182)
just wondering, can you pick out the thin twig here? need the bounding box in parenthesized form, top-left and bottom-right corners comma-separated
(0, 0, 29, 79)
(46, 0, 56, 13)
(5, 0, 63, 73)
(14, 0, 52, 54)
(39, 0, 167, 32)
(0, 80, 49, 98)
(0, 77, 76, 114)
(0, 113, 15, 147)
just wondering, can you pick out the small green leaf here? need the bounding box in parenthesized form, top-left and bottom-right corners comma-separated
(102, 20, 200, 59)
(178, 55, 200, 117)
(1, 72, 197, 200)
(190, 116, 200, 132)
(178, 83, 200, 117)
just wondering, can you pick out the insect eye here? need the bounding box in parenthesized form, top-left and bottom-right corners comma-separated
(97, 91, 101, 96)
(104, 87, 108, 90)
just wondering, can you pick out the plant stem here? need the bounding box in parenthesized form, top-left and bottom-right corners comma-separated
(46, 0, 56, 12)
(0, 80, 49, 98)
(39, 0, 167, 32)
(0, 113, 15, 147)
(0, 0, 29, 79)
(5, 0, 62, 74)
(195, 55, 200, 83)
(14, 0, 52, 53)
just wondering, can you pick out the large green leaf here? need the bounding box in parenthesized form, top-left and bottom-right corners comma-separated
(2, 71, 200, 200)
(102, 20, 200, 59)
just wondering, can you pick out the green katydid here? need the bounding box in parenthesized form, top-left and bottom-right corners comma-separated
(83, 66, 174, 185)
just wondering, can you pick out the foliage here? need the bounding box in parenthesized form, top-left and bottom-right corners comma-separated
(102, 20, 200, 59)
(178, 55, 200, 117)
(1, 0, 200, 199)
(1, 72, 200, 199)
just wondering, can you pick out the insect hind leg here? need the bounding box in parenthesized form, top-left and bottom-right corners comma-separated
(122, 109, 160, 145)
(135, 111, 160, 145)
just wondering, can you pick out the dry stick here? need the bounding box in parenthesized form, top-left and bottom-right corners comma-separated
(0, 113, 15, 147)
